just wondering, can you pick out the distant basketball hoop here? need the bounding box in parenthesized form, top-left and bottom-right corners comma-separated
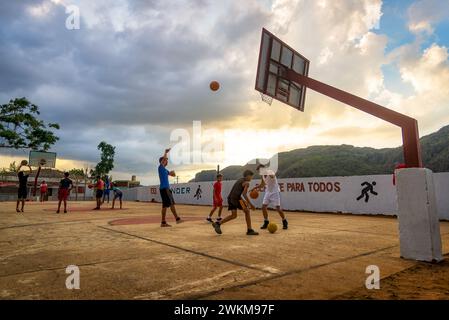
(29, 151, 57, 198)
(29, 151, 56, 168)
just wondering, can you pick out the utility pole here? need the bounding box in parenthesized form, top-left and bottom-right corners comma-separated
(83, 166, 88, 201)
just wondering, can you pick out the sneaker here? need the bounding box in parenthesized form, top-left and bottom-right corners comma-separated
(212, 222, 222, 235)
(206, 217, 213, 223)
(246, 229, 259, 236)
(260, 220, 269, 229)
(161, 222, 172, 227)
(216, 217, 222, 222)
(176, 218, 184, 224)
(56, 211, 60, 214)
(64, 210, 67, 214)
(16, 208, 20, 213)
(282, 219, 288, 230)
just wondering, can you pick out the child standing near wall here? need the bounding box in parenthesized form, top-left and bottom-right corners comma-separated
(207, 174, 223, 223)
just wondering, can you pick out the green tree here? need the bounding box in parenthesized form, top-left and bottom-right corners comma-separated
(69, 168, 85, 178)
(0, 97, 60, 151)
(9, 161, 18, 173)
(0, 167, 8, 181)
(91, 141, 115, 177)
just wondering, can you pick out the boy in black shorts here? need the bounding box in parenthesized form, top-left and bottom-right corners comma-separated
(212, 170, 258, 235)
(93, 175, 104, 210)
(16, 161, 32, 213)
(158, 148, 183, 227)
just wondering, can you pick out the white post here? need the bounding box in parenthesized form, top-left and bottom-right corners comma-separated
(396, 168, 443, 262)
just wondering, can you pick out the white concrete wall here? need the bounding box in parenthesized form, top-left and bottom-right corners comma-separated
(122, 173, 449, 220)
(396, 168, 443, 261)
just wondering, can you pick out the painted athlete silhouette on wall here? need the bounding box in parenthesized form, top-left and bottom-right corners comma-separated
(356, 181, 378, 203)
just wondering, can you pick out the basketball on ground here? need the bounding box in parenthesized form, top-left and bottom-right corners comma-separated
(267, 222, 278, 234)
(210, 80, 220, 91)
(250, 189, 259, 199)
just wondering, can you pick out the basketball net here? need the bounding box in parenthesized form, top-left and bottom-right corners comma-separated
(260, 92, 273, 106)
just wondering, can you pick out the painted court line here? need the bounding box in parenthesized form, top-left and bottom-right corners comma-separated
(0, 215, 150, 230)
(190, 244, 399, 300)
(97, 226, 277, 275)
(0, 256, 143, 278)
(97, 226, 401, 300)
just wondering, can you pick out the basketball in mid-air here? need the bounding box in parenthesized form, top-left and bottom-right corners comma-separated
(267, 223, 278, 234)
(21, 160, 28, 166)
(209, 80, 220, 91)
(88, 184, 93, 189)
(250, 190, 259, 199)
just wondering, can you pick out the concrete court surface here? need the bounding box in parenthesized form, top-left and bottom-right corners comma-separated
(1, 200, 449, 300)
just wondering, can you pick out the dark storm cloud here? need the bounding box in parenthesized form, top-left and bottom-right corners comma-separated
(0, 0, 269, 180)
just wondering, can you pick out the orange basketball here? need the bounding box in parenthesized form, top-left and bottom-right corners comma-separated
(210, 80, 220, 91)
(250, 190, 259, 199)
(88, 184, 93, 189)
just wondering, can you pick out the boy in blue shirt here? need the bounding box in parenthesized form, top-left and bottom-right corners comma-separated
(102, 175, 111, 204)
(158, 148, 183, 227)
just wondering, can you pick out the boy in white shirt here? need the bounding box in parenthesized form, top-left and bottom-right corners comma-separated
(254, 164, 288, 230)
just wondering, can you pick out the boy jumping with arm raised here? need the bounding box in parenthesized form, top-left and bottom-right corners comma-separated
(16, 161, 32, 213)
(158, 148, 183, 227)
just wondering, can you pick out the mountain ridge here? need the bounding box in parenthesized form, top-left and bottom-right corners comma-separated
(190, 124, 449, 182)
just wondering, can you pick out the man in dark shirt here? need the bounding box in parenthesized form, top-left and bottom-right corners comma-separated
(16, 161, 32, 213)
(57, 172, 73, 214)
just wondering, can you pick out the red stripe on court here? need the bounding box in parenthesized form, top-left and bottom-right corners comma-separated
(108, 216, 204, 226)
(43, 207, 129, 212)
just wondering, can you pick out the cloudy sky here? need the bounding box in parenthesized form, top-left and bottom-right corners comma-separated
(1, 0, 448, 185)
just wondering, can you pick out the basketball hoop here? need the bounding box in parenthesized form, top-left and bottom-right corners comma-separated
(260, 92, 273, 106)
(255, 28, 309, 111)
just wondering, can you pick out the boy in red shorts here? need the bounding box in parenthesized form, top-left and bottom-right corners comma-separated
(207, 174, 223, 223)
(40, 180, 48, 203)
(94, 175, 105, 210)
(57, 172, 73, 214)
